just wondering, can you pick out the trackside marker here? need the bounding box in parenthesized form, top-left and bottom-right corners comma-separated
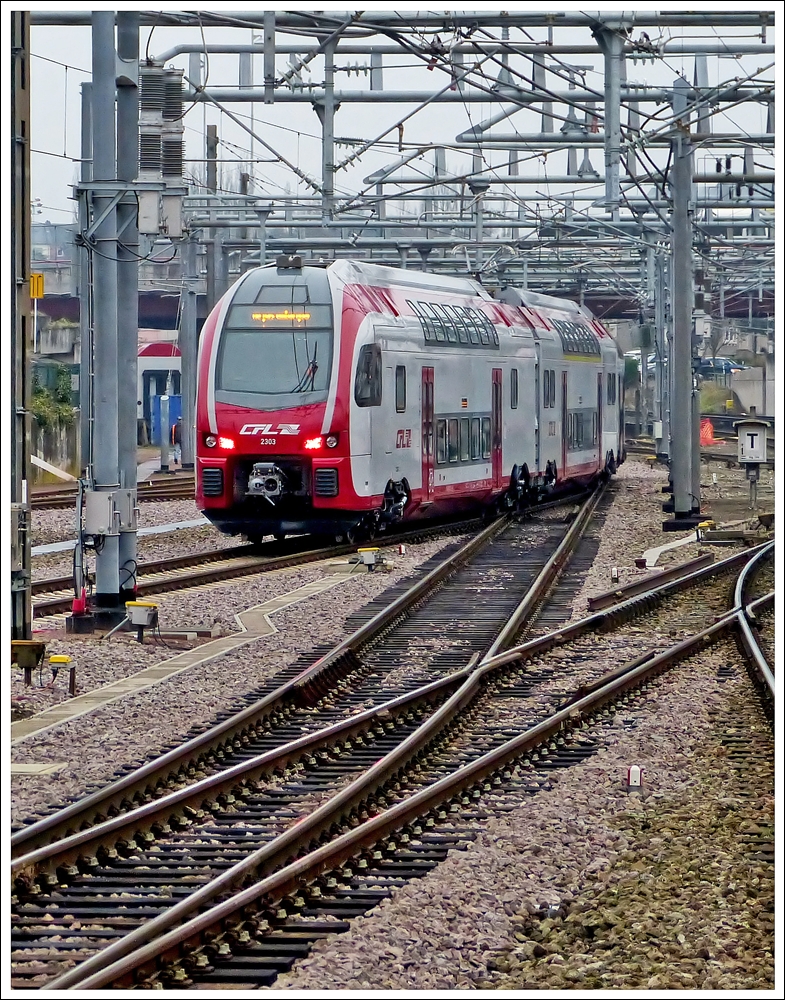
(626, 764, 644, 792)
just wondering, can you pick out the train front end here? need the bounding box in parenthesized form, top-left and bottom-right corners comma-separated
(196, 258, 349, 541)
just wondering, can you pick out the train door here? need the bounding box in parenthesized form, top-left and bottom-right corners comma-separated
(597, 372, 603, 466)
(534, 348, 541, 472)
(492, 368, 503, 488)
(421, 367, 434, 502)
(561, 371, 568, 477)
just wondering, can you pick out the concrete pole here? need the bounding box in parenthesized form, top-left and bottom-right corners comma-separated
(116, 11, 139, 600)
(179, 237, 198, 470)
(654, 250, 667, 457)
(691, 383, 701, 514)
(669, 77, 696, 520)
(661, 252, 672, 459)
(79, 81, 92, 477)
(11, 11, 32, 639)
(91, 10, 121, 605)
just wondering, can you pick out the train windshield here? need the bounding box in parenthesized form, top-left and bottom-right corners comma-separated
(216, 302, 333, 409)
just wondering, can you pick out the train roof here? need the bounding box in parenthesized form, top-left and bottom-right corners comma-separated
(255, 256, 491, 300)
(495, 285, 595, 320)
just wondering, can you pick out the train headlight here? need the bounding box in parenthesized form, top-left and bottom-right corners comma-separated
(205, 434, 217, 448)
(326, 434, 339, 449)
(304, 436, 323, 450)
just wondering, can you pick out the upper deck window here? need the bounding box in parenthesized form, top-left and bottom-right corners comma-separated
(405, 299, 499, 349)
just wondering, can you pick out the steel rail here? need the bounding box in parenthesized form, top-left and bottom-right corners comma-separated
(12, 527, 765, 865)
(26, 533, 765, 988)
(50, 605, 745, 990)
(12, 487, 604, 880)
(586, 552, 715, 611)
(483, 479, 606, 660)
(733, 540, 775, 700)
(31, 479, 195, 510)
(30, 514, 488, 617)
(11, 515, 506, 856)
(31, 544, 256, 596)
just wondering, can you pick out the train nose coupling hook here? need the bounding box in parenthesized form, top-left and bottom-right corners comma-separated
(247, 462, 287, 503)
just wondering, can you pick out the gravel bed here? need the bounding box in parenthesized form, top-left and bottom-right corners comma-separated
(10, 535, 463, 824)
(269, 642, 773, 991)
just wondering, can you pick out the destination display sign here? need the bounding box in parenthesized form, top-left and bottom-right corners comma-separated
(226, 304, 332, 329)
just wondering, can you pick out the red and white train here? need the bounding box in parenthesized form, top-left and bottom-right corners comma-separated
(195, 257, 625, 542)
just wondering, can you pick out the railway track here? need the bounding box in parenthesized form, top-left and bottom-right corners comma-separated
(31, 478, 196, 510)
(624, 439, 775, 468)
(10, 499, 774, 990)
(30, 514, 491, 620)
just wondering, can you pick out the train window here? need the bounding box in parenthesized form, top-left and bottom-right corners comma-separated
(477, 312, 491, 346)
(483, 312, 500, 347)
(407, 300, 433, 342)
(543, 369, 554, 408)
(567, 412, 574, 446)
(438, 304, 462, 344)
(607, 372, 616, 405)
(471, 417, 481, 460)
(432, 305, 459, 343)
(354, 344, 382, 407)
(421, 302, 447, 342)
(481, 417, 491, 459)
(444, 305, 470, 344)
(448, 419, 460, 462)
(460, 308, 480, 345)
(436, 419, 447, 464)
(256, 285, 309, 303)
(460, 418, 470, 461)
(510, 368, 518, 409)
(395, 365, 406, 412)
(592, 412, 598, 445)
(575, 413, 583, 448)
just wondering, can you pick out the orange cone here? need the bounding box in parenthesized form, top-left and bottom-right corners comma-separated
(699, 418, 715, 445)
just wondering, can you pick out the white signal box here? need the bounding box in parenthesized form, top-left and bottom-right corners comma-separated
(733, 409, 770, 509)
(734, 415, 769, 465)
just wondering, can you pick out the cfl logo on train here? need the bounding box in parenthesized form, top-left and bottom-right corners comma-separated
(239, 423, 301, 436)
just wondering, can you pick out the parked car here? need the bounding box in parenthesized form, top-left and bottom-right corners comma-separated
(696, 357, 750, 380)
